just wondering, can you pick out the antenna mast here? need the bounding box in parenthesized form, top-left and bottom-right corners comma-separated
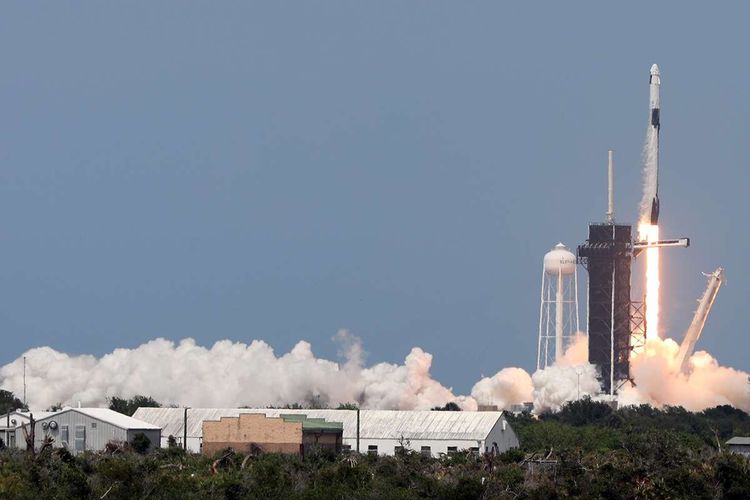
(23, 356, 27, 409)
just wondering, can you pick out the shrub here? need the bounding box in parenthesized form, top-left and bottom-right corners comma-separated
(131, 433, 151, 454)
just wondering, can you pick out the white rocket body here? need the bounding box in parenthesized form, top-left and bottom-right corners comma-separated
(649, 64, 661, 117)
(647, 64, 661, 225)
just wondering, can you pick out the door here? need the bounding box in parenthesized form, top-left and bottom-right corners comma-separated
(75, 425, 86, 452)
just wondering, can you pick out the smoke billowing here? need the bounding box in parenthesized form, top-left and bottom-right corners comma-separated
(620, 337, 750, 412)
(0, 331, 475, 411)
(470, 368, 533, 410)
(0, 330, 746, 413)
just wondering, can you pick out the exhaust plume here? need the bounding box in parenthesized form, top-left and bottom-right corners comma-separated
(0, 330, 746, 414)
(470, 368, 533, 409)
(619, 337, 750, 412)
(0, 331, 475, 411)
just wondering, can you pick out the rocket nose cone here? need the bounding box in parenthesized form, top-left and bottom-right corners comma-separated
(650, 64, 660, 76)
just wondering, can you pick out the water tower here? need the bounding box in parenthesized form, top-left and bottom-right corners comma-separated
(537, 243, 580, 370)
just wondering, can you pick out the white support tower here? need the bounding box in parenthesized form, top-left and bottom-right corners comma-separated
(537, 243, 580, 370)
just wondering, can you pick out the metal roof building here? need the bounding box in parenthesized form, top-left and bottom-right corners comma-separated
(132, 408, 519, 456)
(727, 436, 750, 457)
(0, 410, 56, 449)
(19, 408, 161, 455)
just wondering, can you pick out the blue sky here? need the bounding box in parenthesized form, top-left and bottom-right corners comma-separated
(1, 3, 747, 393)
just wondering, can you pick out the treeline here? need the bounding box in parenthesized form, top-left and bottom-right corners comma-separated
(509, 398, 750, 453)
(0, 431, 748, 498)
(0, 392, 748, 498)
(0, 391, 162, 417)
(0, 399, 750, 499)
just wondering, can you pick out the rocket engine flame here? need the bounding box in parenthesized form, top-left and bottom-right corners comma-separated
(640, 223, 661, 339)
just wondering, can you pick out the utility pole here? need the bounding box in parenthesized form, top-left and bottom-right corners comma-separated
(183, 407, 189, 451)
(23, 357, 26, 409)
(356, 408, 360, 453)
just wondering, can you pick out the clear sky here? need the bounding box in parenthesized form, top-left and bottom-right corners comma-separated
(1, 3, 747, 394)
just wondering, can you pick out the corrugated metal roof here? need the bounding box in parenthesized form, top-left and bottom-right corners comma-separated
(17, 411, 57, 420)
(0, 411, 56, 428)
(727, 436, 750, 445)
(36, 408, 160, 431)
(357, 410, 504, 440)
(132, 408, 504, 441)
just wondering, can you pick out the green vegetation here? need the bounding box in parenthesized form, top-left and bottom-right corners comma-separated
(0, 398, 747, 498)
(0, 390, 24, 414)
(107, 395, 161, 416)
(432, 402, 462, 411)
(336, 402, 359, 410)
(508, 398, 750, 453)
(130, 433, 151, 454)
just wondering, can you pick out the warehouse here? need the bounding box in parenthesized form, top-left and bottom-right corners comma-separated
(132, 408, 518, 456)
(21, 408, 161, 454)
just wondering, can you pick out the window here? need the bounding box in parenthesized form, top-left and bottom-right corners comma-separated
(420, 446, 431, 457)
(394, 446, 404, 454)
(447, 446, 458, 455)
(75, 425, 86, 452)
(469, 447, 479, 454)
(91, 422, 97, 429)
(61, 426, 69, 445)
(342, 444, 351, 452)
(367, 445, 378, 455)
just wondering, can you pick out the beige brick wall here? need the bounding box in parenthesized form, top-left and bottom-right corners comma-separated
(202, 414, 303, 456)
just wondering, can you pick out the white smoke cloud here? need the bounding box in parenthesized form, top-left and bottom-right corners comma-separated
(532, 363, 601, 413)
(553, 334, 589, 367)
(468, 336, 597, 413)
(1, 329, 746, 414)
(530, 336, 601, 412)
(470, 368, 533, 409)
(0, 331, 476, 411)
(618, 337, 750, 412)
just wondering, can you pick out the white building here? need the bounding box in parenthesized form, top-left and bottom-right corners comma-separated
(0, 410, 56, 449)
(15, 408, 161, 454)
(132, 408, 519, 456)
(727, 437, 750, 457)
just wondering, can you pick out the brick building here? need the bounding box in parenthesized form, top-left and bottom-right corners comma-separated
(202, 413, 342, 456)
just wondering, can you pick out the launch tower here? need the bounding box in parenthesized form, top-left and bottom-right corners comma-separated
(577, 223, 633, 394)
(577, 151, 633, 395)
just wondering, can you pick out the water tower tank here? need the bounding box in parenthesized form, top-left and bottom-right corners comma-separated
(543, 243, 576, 275)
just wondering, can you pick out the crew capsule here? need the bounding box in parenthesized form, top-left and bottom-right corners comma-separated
(649, 64, 660, 128)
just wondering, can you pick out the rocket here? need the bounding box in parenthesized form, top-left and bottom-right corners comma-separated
(648, 63, 660, 225)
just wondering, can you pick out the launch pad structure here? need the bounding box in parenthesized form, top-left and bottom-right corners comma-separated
(577, 223, 633, 395)
(576, 148, 688, 395)
(574, 65, 692, 395)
